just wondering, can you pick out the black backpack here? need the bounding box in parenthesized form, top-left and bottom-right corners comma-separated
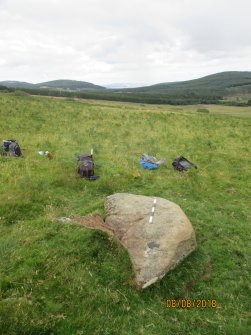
(2, 140, 22, 157)
(77, 153, 95, 179)
(172, 156, 197, 172)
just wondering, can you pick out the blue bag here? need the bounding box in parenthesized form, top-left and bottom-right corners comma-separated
(140, 159, 159, 170)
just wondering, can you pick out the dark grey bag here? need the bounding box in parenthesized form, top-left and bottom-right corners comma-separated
(172, 156, 197, 172)
(2, 140, 22, 157)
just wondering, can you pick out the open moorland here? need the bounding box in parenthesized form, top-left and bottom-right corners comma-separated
(0, 93, 250, 335)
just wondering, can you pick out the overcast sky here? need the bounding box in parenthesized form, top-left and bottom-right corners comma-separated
(0, 0, 251, 86)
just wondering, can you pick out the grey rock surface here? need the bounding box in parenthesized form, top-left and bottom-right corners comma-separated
(105, 193, 197, 289)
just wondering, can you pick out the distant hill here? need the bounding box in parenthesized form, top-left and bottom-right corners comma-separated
(130, 71, 251, 94)
(1, 72, 251, 104)
(36, 79, 105, 90)
(0, 79, 105, 91)
(0, 81, 35, 88)
(2, 72, 251, 93)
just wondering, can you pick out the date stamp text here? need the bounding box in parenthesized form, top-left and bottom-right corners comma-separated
(166, 299, 217, 309)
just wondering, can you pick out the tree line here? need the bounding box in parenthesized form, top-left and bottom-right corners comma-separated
(1, 85, 251, 106)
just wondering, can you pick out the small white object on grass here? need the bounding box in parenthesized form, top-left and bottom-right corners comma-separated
(57, 217, 72, 223)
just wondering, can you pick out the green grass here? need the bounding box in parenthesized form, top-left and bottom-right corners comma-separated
(0, 93, 250, 335)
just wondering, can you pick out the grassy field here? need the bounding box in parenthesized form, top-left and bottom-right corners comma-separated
(0, 92, 250, 335)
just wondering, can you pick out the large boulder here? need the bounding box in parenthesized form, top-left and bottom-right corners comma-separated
(104, 193, 197, 289)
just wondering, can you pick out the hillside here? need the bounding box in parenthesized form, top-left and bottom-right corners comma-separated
(0, 79, 105, 91)
(0, 81, 35, 89)
(1, 72, 251, 104)
(36, 79, 105, 90)
(0, 93, 250, 334)
(130, 71, 251, 93)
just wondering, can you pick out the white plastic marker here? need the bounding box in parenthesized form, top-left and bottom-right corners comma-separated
(91, 148, 93, 155)
(149, 197, 157, 224)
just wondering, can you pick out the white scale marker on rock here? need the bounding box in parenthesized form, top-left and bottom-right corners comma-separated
(145, 197, 158, 257)
(149, 197, 157, 224)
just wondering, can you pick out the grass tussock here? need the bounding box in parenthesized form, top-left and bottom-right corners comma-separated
(0, 93, 250, 334)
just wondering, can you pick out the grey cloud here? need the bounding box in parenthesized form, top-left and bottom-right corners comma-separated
(0, 0, 251, 84)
